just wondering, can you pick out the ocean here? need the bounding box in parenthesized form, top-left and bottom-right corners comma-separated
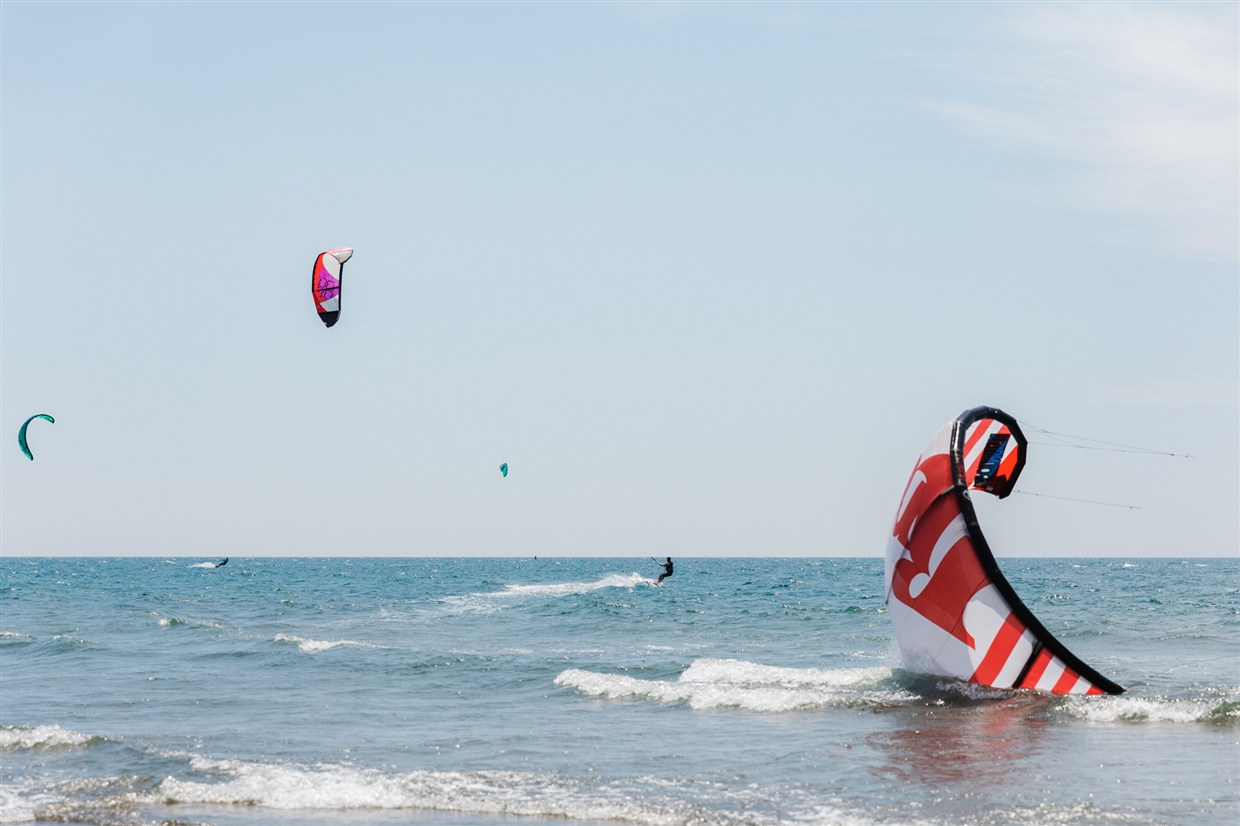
(1, 557, 1236, 826)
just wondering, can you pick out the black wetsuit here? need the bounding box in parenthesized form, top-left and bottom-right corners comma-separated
(657, 559, 673, 585)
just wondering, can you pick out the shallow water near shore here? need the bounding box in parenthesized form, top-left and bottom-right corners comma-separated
(2, 557, 1236, 826)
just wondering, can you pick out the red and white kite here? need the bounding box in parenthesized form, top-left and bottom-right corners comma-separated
(885, 407, 1123, 695)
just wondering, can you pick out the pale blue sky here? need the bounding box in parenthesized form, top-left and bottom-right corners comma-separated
(3, 1, 1236, 557)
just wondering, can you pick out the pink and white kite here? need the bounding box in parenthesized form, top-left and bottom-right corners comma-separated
(312, 247, 353, 328)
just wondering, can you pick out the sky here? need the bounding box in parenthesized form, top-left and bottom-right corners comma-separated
(2, 1, 1236, 558)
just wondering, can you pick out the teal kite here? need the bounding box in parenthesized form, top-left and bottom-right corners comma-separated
(18, 414, 54, 461)
(500, 463, 508, 477)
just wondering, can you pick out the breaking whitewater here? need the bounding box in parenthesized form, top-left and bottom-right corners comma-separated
(2, 558, 1236, 826)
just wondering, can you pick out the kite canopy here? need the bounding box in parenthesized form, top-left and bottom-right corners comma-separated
(500, 463, 508, 477)
(312, 247, 353, 327)
(885, 406, 1123, 695)
(18, 414, 54, 461)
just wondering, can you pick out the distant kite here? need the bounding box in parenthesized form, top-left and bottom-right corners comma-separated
(500, 463, 508, 477)
(312, 248, 353, 327)
(18, 414, 54, 461)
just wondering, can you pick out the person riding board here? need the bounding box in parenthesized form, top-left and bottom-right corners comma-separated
(653, 557, 673, 585)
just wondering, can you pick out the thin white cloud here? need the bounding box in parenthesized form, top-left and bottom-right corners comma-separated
(926, 3, 1238, 259)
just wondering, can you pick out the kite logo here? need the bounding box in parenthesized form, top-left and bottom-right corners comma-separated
(317, 273, 340, 302)
(971, 432, 1009, 492)
(891, 453, 952, 549)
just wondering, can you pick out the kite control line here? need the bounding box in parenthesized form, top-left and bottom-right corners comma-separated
(1018, 420, 1223, 460)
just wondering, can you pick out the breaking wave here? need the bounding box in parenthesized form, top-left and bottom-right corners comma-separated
(555, 659, 911, 712)
(145, 757, 746, 825)
(273, 634, 380, 654)
(1057, 694, 1240, 724)
(0, 725, 99, 751)
(0, 778, 61, 824)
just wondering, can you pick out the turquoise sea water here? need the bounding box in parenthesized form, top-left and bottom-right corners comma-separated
(1, 557, 1236, 826)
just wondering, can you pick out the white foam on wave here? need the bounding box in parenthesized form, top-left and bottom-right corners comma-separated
(273, 633, 379, 654)
(141, 756, 895, 826)
(0, 725, 96, 751)
(0, 631, 31, 639)
(188, 562, 216, 568)
(0, 777, 60, 824)
(555, 659, 910, 712)
(1058, 694, 1240, 723)
(151, 759, 701, 825)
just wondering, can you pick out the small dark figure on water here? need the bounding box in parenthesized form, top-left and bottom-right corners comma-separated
(215, 558, 228, 568)
(654, 557, 673, 585)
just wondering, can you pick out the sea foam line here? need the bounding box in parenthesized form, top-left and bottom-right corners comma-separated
(0, 725, 98, 751)
(136, 756, 893, 826)
(1057, 694, 1240, 723)
(556, 659, 910, 712)
(149, 760, 708, 826)
(0, 777, 63, 824)
(273, 634, 380, 654)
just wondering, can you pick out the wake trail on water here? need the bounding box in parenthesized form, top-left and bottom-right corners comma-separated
(273, 633, 381, 654)
(438, 573, 655, 615)
(499, 573, 654, 597)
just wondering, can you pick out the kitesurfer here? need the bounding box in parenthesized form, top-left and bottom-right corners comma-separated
(215, 558, 228, 568)
(653, 557, 673, 585)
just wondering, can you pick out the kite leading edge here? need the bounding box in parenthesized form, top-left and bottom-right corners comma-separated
(312, 248, 353, 327)
(18, 414, 55, 461)
(885, 406, 1123, 695)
